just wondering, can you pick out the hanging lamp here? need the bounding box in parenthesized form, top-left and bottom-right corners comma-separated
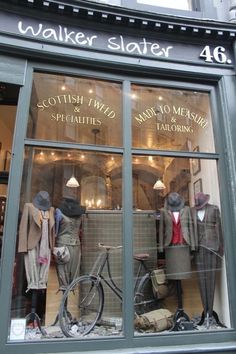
(153, 179, 166, 190)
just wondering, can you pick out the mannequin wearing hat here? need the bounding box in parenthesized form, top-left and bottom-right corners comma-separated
(159, 192, 196, 279)
(54, 197, 86, 291)
(191, 192, 224, 328)
(18, 191, 55, 290)
(18, 191, 55, 332)
(159, 192, 195, 329)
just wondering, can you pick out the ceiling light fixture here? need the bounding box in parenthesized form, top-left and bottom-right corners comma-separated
(153, 179, 166, 190)
(66, 175, 80, 188)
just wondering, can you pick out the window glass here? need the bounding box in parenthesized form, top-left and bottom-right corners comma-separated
(10, 147, 123, 341)
(133, 155, 230, 334)
(0, 83, 19, 259)
(132, 85, 215, 152)
(84, 0, 121, 5)
(137, 0, 192, 10)
(27, 73, 122, 147)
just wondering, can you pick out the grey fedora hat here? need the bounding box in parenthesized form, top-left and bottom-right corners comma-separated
(167, 192, 185, 211)
(194, 192, 210, 210)
(33, 191, 51, 211)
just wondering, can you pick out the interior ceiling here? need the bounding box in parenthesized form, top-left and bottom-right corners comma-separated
(0, 83, 19, 105)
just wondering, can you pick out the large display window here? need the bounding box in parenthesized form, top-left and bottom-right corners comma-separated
(8, 72, 230, 342)
(132, 85, 215, 152)
(11, 147, 123, 340)
(132, 156, 228, 334)
(131, 84, 228, 334)
(27, 73, 122, 147)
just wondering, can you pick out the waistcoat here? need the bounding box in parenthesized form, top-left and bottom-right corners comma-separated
(56, 213, 82, 246)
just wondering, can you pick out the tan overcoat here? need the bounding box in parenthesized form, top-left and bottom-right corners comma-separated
(18, 203, 55, 253)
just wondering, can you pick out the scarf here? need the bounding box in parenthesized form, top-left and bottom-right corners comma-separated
(38, 210, 50, 264)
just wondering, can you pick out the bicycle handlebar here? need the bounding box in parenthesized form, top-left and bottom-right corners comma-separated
(98, 243, 123, 251)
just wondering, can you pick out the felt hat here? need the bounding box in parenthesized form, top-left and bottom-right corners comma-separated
(194, 192, 210, 210)
(33, 191, 51, 211)
(59, 197, 86, 217)
(167, 192, 185, 211)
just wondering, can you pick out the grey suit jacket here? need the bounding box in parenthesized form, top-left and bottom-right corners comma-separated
(191, 203, 223, 255)
(159, 206, 195, 253)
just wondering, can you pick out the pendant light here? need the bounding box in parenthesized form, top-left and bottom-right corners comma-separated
(66, 164, 79, 188)
(66, 176, 80, 188)
(153, 178, 166, 190)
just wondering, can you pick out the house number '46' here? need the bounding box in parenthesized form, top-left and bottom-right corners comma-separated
(199, 45, 232, 64)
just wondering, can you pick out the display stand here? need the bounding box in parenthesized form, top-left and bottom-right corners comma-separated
(25, 290, 47, 335)
(197, 310, 226, 328)
(170, 280, 191, 331)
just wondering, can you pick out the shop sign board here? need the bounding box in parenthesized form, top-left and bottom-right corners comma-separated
(0, 11, 232, 65)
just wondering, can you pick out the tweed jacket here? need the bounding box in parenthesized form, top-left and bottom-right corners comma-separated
(18, 203, 55, 253)
(159, 206, 195, 253)
(191, 203, 223, 255)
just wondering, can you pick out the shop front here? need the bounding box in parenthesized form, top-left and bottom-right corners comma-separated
(1, 1, 236, 354)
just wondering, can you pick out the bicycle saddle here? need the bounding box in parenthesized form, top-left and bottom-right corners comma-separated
(133, 253, 149, 261)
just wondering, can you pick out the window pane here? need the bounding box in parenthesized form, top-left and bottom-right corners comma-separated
(133, 156, 230, 334)
(137, 0, 192, 10)
(0, 83, 19, 260)
(10, 147, 123, 341)
(83, 0, 121, 5)
(27, 73, 122, 147)
(132, 85, 215, 152)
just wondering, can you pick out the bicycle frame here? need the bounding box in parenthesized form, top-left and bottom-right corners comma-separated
(89, 248, 123, 301)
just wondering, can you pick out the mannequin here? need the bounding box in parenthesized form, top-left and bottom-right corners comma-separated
(159, 192, 195, 330)
(191, 192, 224, 328)
(54, 197, 86, 291)
(18, 191, 55, 332)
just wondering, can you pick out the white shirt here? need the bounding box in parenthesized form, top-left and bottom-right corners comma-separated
(197, 209, 205, 221)
(173, 211, 179, 223)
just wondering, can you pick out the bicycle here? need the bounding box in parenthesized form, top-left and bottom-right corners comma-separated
(58, 243, 160, 337)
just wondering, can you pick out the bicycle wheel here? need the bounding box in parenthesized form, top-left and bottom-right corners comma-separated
(59, 275, 104, 337)
(134, 273, 159, 315)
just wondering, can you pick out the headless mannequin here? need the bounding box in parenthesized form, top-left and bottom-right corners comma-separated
(18, 191, 55, 334)
(52, 197, 85, 325)
(159, 192, 196, 330)
(191, 192, 225, 328)
(54, 197, 86, 291)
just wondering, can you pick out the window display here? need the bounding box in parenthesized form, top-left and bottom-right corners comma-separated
(8, 72, 230, 342)
(11, 147, 123, 340)
(132, 156, 228, 334)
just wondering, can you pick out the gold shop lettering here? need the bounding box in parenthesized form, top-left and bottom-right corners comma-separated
(37, 94, 84, 111)
(37, 95, 116, 125)
(50, 114, 101, 125)
(134, 104, 208, 131)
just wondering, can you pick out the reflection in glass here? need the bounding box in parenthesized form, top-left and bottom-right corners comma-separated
(133, 156, 230, 335)
(27, 73, 122, 147)
(137, 0, 192, 10)
(10, 147, 123, 341)
(132, 85, 215, 152)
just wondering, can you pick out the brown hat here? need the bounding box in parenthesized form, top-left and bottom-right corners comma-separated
(194, 192, 210, 210)
(59, 197, 86, 217)
(167, 192, 185, 211)
(33, 191, 51, 211)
